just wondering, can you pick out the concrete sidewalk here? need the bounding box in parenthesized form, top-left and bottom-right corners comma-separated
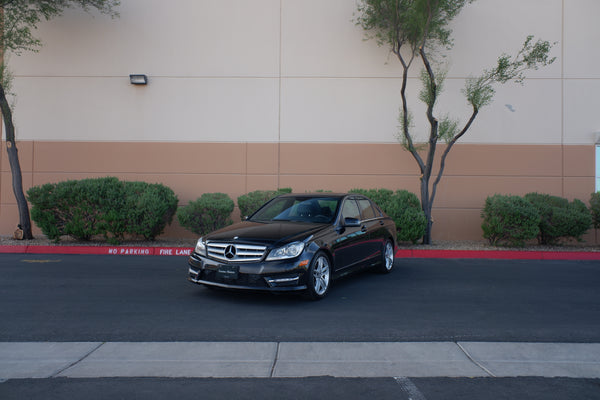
(1, 342, 599, 380)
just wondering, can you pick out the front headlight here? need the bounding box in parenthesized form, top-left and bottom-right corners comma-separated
(194, 238, 206, 256)
(266, 241, 305, 261)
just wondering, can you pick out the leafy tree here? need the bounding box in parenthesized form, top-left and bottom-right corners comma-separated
(355, 0, 555, 244)
(1, 0, 119, 239)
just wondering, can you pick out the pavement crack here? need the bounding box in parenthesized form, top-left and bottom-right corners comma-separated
(50, 342, 105, 378)
(455, 342, 496, 377)
(270, 342, 280, 378)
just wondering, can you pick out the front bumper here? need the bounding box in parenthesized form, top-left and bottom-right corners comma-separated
(187, 251, 309, 292)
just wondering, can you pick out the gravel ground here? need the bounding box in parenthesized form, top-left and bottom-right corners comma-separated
(1, 235, 598, 252)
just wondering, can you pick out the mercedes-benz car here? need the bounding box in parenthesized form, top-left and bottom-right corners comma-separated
(187, 193, 397, 299)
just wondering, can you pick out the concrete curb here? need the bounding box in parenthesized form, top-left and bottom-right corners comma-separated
(1, 245, 599, 260)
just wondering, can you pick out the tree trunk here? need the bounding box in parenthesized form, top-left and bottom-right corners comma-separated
(420, 179, 433, 245)
(0, 83, 33, 239)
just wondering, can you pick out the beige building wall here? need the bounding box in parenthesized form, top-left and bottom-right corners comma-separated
(1, 0, 599, 241)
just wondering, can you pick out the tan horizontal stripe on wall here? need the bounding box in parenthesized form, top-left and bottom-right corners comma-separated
(0, 141, 595, 241)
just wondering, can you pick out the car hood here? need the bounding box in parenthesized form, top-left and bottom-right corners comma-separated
(204, 221, 328, 247)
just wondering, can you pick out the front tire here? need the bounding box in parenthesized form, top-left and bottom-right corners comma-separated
(305, 252, 331, 300)
(376, 239, 395, 274)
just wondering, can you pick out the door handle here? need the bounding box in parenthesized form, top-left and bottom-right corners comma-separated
(361, 225, 367, 232)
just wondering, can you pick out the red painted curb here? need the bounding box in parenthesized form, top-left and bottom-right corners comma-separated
(0, 245, 598, 260)
(396, 248, 600, 261)
(0, 245, 194, 256)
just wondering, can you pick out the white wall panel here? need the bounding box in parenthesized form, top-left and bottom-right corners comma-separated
(448, 0, 562, 79)
(281, 0, 403, 78)
(564, 0, 600, 78)
(12, 77, 280, 142)
(9, 0, 281, 77)
(280, 77, 406, 143)
(281, 0, 561, 80)
(436, 79, 562, 145)
(564, 79, 600, 144)
(280, 76, 561, 144)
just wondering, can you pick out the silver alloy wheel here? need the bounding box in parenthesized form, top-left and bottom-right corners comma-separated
(312, 255, 330, 296)
(384, 240, 394, 271)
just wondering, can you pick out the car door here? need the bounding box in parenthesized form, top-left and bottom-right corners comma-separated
(356, 197, 385, 262)
(332, 197, 370, 272)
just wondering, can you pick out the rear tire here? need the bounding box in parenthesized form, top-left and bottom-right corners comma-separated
(305, 252, 331, 300)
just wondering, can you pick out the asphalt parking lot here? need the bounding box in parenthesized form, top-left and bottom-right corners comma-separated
(1, 254, 599, 398)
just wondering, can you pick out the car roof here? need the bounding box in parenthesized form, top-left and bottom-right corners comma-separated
(276, 193, 357, 199)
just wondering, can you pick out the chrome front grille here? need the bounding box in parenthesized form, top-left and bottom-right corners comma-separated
(206, 242, 267, 262)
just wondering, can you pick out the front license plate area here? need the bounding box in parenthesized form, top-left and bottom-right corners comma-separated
(216, 264, 239, 280)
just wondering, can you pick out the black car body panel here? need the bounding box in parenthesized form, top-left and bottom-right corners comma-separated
(187, 193, 397, 295)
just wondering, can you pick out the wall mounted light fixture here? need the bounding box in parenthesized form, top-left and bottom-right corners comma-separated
(129, 74, 148, 85)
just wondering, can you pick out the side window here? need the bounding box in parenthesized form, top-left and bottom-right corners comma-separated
(341, 199, 361, 220)
(357, 199, 376, 220)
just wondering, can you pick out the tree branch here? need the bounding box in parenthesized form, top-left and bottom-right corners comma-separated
(397, 60, 425, 173)
(430, 105, 479, 205)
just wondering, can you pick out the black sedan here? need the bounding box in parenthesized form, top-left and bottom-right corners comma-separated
(187, 193, 397, 299)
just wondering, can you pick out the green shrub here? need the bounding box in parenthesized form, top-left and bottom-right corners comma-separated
(524, 192, 592, 245)
(177, 193, 235, 235)
(351, 188, 395, 212)
(481, 194, 540, 246)
(237, 188, 292, 218)
(28, 177, 125, 242)
(351, 188, 427, 244)
(123, 182, 179, 240)
(27, 177, 178, 243)
(590, 192, 600, 230)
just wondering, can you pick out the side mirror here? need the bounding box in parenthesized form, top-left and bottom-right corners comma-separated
(343, 217, 361, 227)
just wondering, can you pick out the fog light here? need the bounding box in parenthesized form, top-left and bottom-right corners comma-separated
(265, 276, 299, 287)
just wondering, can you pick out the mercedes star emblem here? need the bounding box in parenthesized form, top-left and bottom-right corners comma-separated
(224, 245, 236, 259)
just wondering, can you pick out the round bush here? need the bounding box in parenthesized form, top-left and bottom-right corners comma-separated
(237, 188, 292, 218)
(123, 182, 179, 240)
(28, 177, 124, 242)
(177, 193, 235, 236)
(351, 188, 427, 244)
(27, 177, 178, 243)
(481, 194, 540, 246)
(524, 192, 592, 245)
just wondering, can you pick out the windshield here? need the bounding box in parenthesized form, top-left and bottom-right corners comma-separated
(249, 196, 341, 224)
